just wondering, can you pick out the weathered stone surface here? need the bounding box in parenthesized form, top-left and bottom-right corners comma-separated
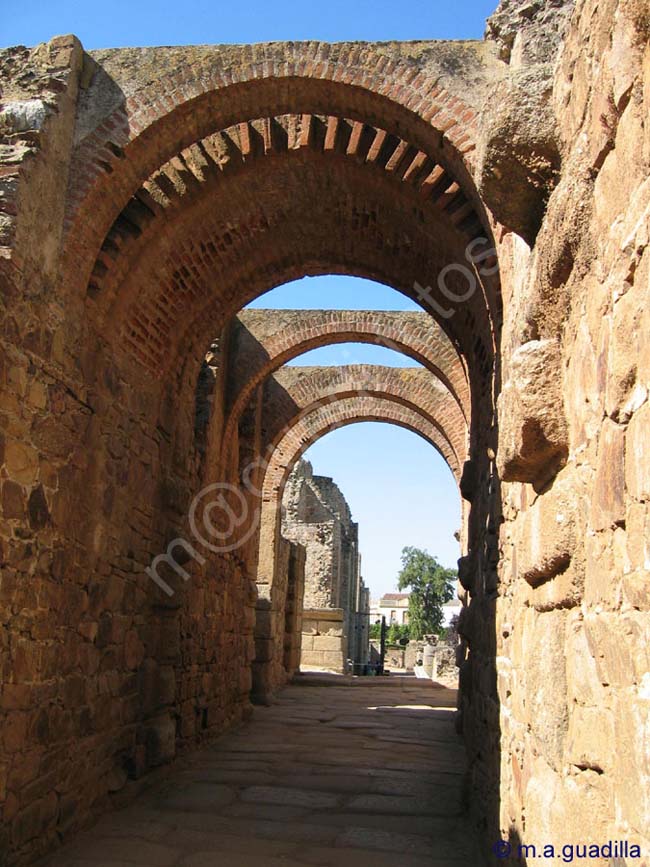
(497, 339, 568, 486)
(590, 419, 626, 531)
(477, 67, 561, 244)
(516, 473, 576, 587)
(566, 704, 615, 773)
(3, 440, 39, 486)
(626, 401, 650, 502)
(1, 480, 25, 520)
(485, 0, 575, 64)
(525, 609, 569, 769)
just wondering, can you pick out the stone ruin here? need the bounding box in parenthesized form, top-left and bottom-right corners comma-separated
(0, 0, 649, 862)
(282, 459, 370, 673)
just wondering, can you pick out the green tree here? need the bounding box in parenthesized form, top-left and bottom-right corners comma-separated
(369, 622, 410, 644)
(386, 623, 410, 645)
(397, 546, 456, 639)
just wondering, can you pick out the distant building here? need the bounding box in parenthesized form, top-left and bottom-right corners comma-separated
(442, 591, 462, 628)
(370, 592, 410, 626)
(370, 584, 462, 628)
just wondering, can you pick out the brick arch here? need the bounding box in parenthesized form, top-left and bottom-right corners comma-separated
(253, 392, 462, 696)
(92, 150, 497, 398)
(225, 309, 471, 442)
(253, 364, 467, 471)
(262, 394, 462, 505)
(61, 56, 502, 401)
(65, 45, 483, 298)
(83, 110, 486, 314)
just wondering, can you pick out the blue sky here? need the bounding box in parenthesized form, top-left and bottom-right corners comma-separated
(250, 277, 461, 598)
(249, 276, 423, 368)
(3, 1, 496, 49)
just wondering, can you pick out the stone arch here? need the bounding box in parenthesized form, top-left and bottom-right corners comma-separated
(65, 44, 484, 286)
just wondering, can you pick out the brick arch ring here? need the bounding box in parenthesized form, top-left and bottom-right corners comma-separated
(222, 309, 471, 452)
(261, 393, 462, 506)
(64, 43, 482, 302)
(249, 364, 467, 475)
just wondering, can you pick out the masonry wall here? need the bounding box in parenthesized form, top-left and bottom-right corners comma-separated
(301, 609, 348, 673)
(475, 0, 650, 856)
(0, 46, 257, 863)
(282, 460, 369, 672)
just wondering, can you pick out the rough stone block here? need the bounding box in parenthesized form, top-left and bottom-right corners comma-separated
(566, 704, 614, 773)
(459, 459, 478, 502)
(626, 401, 650, 502)
(590, 418, 626, 530)
(457, 552, 476, 593)
(517, 474, 576, 587)
(497, 340, 568, 487)
(313, 635, 344, 653)
(584, 611, 650, 688)
(525, 609, 569, 770)
(4, 440, 39, 486)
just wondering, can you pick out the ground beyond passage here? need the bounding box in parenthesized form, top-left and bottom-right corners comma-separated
(42, 676, 480, 867)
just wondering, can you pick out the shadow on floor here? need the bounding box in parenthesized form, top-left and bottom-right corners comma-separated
(40, 676, 483, 867)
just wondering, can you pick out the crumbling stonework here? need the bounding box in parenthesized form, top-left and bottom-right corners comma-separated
(0, 1, 648, 863)
(282, 460, 369, 672)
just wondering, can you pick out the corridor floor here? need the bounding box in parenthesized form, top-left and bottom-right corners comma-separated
(41, 675, 480, 867)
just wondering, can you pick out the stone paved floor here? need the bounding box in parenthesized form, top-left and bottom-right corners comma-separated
(41, 675, 481, 867)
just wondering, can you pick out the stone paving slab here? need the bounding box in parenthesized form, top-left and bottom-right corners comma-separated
(40, 676, 481, 867)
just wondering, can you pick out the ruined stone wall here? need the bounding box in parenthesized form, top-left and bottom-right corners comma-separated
(477, 0, 650, 857)
(301, 609, 348, 673)
(0, 47, 257, 864)
(282, 460, 368, 671)
(282, 462, 344, 609)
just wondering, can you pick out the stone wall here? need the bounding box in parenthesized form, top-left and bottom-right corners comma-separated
(472, 0, 650, 857)
(0, 43, 258, 864)
(301, 609, 348, 673)
(282, 460, 369, 672)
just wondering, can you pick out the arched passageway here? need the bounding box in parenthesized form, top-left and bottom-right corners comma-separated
(1, 38, 501, 866)
(5, 2, 646, 862)
(252, 386, 464, 698)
